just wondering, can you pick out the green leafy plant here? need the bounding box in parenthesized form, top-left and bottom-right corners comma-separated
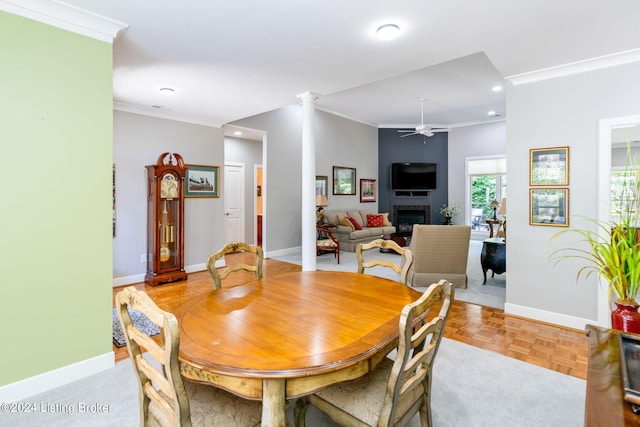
(549, 145, 640, 302)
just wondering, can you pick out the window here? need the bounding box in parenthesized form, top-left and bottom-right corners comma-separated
(611, 169, 639, 222)
(467, 157, 506, 231)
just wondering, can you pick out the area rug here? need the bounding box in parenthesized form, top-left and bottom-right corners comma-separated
(112, 307, 160, 347)
(3, 338, 585, 427)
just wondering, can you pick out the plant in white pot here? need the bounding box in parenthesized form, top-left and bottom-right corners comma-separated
(549, 147, 640, 333)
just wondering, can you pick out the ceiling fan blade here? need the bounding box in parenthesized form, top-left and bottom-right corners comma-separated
(397, 130, 416, 133)
(400, 132, 418, 137)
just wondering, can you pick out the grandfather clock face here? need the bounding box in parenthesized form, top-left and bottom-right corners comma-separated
(160, 173, 178, 199)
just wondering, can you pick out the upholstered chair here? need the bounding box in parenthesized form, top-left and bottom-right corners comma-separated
(317, 226, 340, 263)
(407, 225, 471, 288)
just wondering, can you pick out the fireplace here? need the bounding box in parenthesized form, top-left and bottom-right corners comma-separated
(393, 205, 430, 236)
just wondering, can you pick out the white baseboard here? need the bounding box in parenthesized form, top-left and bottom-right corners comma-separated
(265, 246, 301, 259)
(0, 352, 114, 402)
(112, 273, 145, 287)
(112, 263, 208, 287)
(505, 302, 601, 331)
(186, 263, 206, 273)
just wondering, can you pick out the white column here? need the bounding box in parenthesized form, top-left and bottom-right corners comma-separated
(298, 91, 318, 271)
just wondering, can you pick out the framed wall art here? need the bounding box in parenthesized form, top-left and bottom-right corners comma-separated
(315, 176, 328, 198)
(530, 188, 569, 226)
(360, 179, 376, 202)
(530, 146, 569, 186)
(185, 164, 220, 198)
(333, 166, 356, 195)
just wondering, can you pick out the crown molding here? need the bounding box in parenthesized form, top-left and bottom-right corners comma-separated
(0, 0, 128, 43)
(114, 102, 222, 128)
(314, 106, 377, 127)
(506, 48, 640, 86)
(378, 117, 505, 129)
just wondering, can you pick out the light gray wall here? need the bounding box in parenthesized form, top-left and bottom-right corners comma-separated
(448, 121, 507, 224)
(506, 60, 640, 326)
(113, 111, 225, 282)
(224, 136, 263, 244)
(233, 105, 378, 254)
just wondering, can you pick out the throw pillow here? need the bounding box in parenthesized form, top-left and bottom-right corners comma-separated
(367, 214, 384, 227)
(338, 215, 354, 231)
(346, 216, 362, 230)
(380, 212, 391, 226)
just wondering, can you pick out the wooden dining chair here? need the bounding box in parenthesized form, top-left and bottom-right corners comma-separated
(294, 279, 454, 427)
(356, 238, 413, 285)
(115, 287, 262, 427)
(206, 242, 264, 290)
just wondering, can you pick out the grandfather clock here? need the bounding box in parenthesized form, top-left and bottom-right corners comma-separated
(145, 152, 188, 286)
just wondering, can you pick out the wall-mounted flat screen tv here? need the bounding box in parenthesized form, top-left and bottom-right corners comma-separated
(391, 162, 437, 190)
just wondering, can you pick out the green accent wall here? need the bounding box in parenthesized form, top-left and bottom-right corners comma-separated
(0, 12, 113, 385)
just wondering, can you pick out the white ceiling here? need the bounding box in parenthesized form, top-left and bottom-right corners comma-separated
(24, 1, 640, 138)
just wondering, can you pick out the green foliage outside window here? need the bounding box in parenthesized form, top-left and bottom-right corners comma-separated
(471, 175, 498, 218)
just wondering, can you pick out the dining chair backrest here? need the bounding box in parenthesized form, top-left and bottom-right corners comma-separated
(294, 279, 454, 427)
(116, 287, 192, 427)
(356, 239, 413, 285)
(379, 279, 454, 426)
(206, 242, 264, 290)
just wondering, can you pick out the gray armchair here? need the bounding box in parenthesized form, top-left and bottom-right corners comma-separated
(407, 225, 472, 288)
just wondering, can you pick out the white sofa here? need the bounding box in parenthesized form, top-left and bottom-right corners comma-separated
(323, 210, 396, 252)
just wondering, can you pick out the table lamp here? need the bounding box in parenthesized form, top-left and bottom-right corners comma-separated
(497, 198, 506, 219)
(316, 194, 329, 223)
(490, 199, 500, 220)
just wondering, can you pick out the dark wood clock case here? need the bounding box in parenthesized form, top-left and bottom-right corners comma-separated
(145, 152, 188, 286)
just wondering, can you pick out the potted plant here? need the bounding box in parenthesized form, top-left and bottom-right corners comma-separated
(549, 147, 640, 333)
(437, 205, 461, 225)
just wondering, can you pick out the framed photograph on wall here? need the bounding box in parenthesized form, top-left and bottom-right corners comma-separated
(315, 176, 328, 197)
(360, 179, 376, 202)
(185, 164, 220, 197)
(530, 146, 569, 186)
(530, 188, 569, 226)
(333, 166, 356, 195)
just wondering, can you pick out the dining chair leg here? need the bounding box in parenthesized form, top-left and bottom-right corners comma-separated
(293, 397, 309, 427)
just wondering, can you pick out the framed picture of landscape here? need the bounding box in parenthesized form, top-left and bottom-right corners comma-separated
(530, 146, 569, 186)
(333, 166, 356, 195)
(360, 179, 376, 202)
(530, 188, 569, 226)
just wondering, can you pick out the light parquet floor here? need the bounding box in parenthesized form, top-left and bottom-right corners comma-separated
(113, 256, 588, 380)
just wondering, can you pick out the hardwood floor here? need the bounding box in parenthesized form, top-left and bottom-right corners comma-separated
(113, 255, 588, 380)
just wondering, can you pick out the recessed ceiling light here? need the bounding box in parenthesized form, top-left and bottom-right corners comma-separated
(492, 85, 503, 92)
(234, 131, 243, 136)
(488, 111, 498, 116)
(159, 87, 175, 95)
(376, 24, 400, 40)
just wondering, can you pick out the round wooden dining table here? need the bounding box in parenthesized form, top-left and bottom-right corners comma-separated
(173, 270, 423, 426)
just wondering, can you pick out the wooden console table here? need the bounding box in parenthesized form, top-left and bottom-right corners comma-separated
(485, 219, 503, 238)
(585, 324, 640, 426)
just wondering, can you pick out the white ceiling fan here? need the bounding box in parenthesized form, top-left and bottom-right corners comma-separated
(398, 98, 449, 141)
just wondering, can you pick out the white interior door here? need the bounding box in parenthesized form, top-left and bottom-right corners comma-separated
(224, 163, 245, 243)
